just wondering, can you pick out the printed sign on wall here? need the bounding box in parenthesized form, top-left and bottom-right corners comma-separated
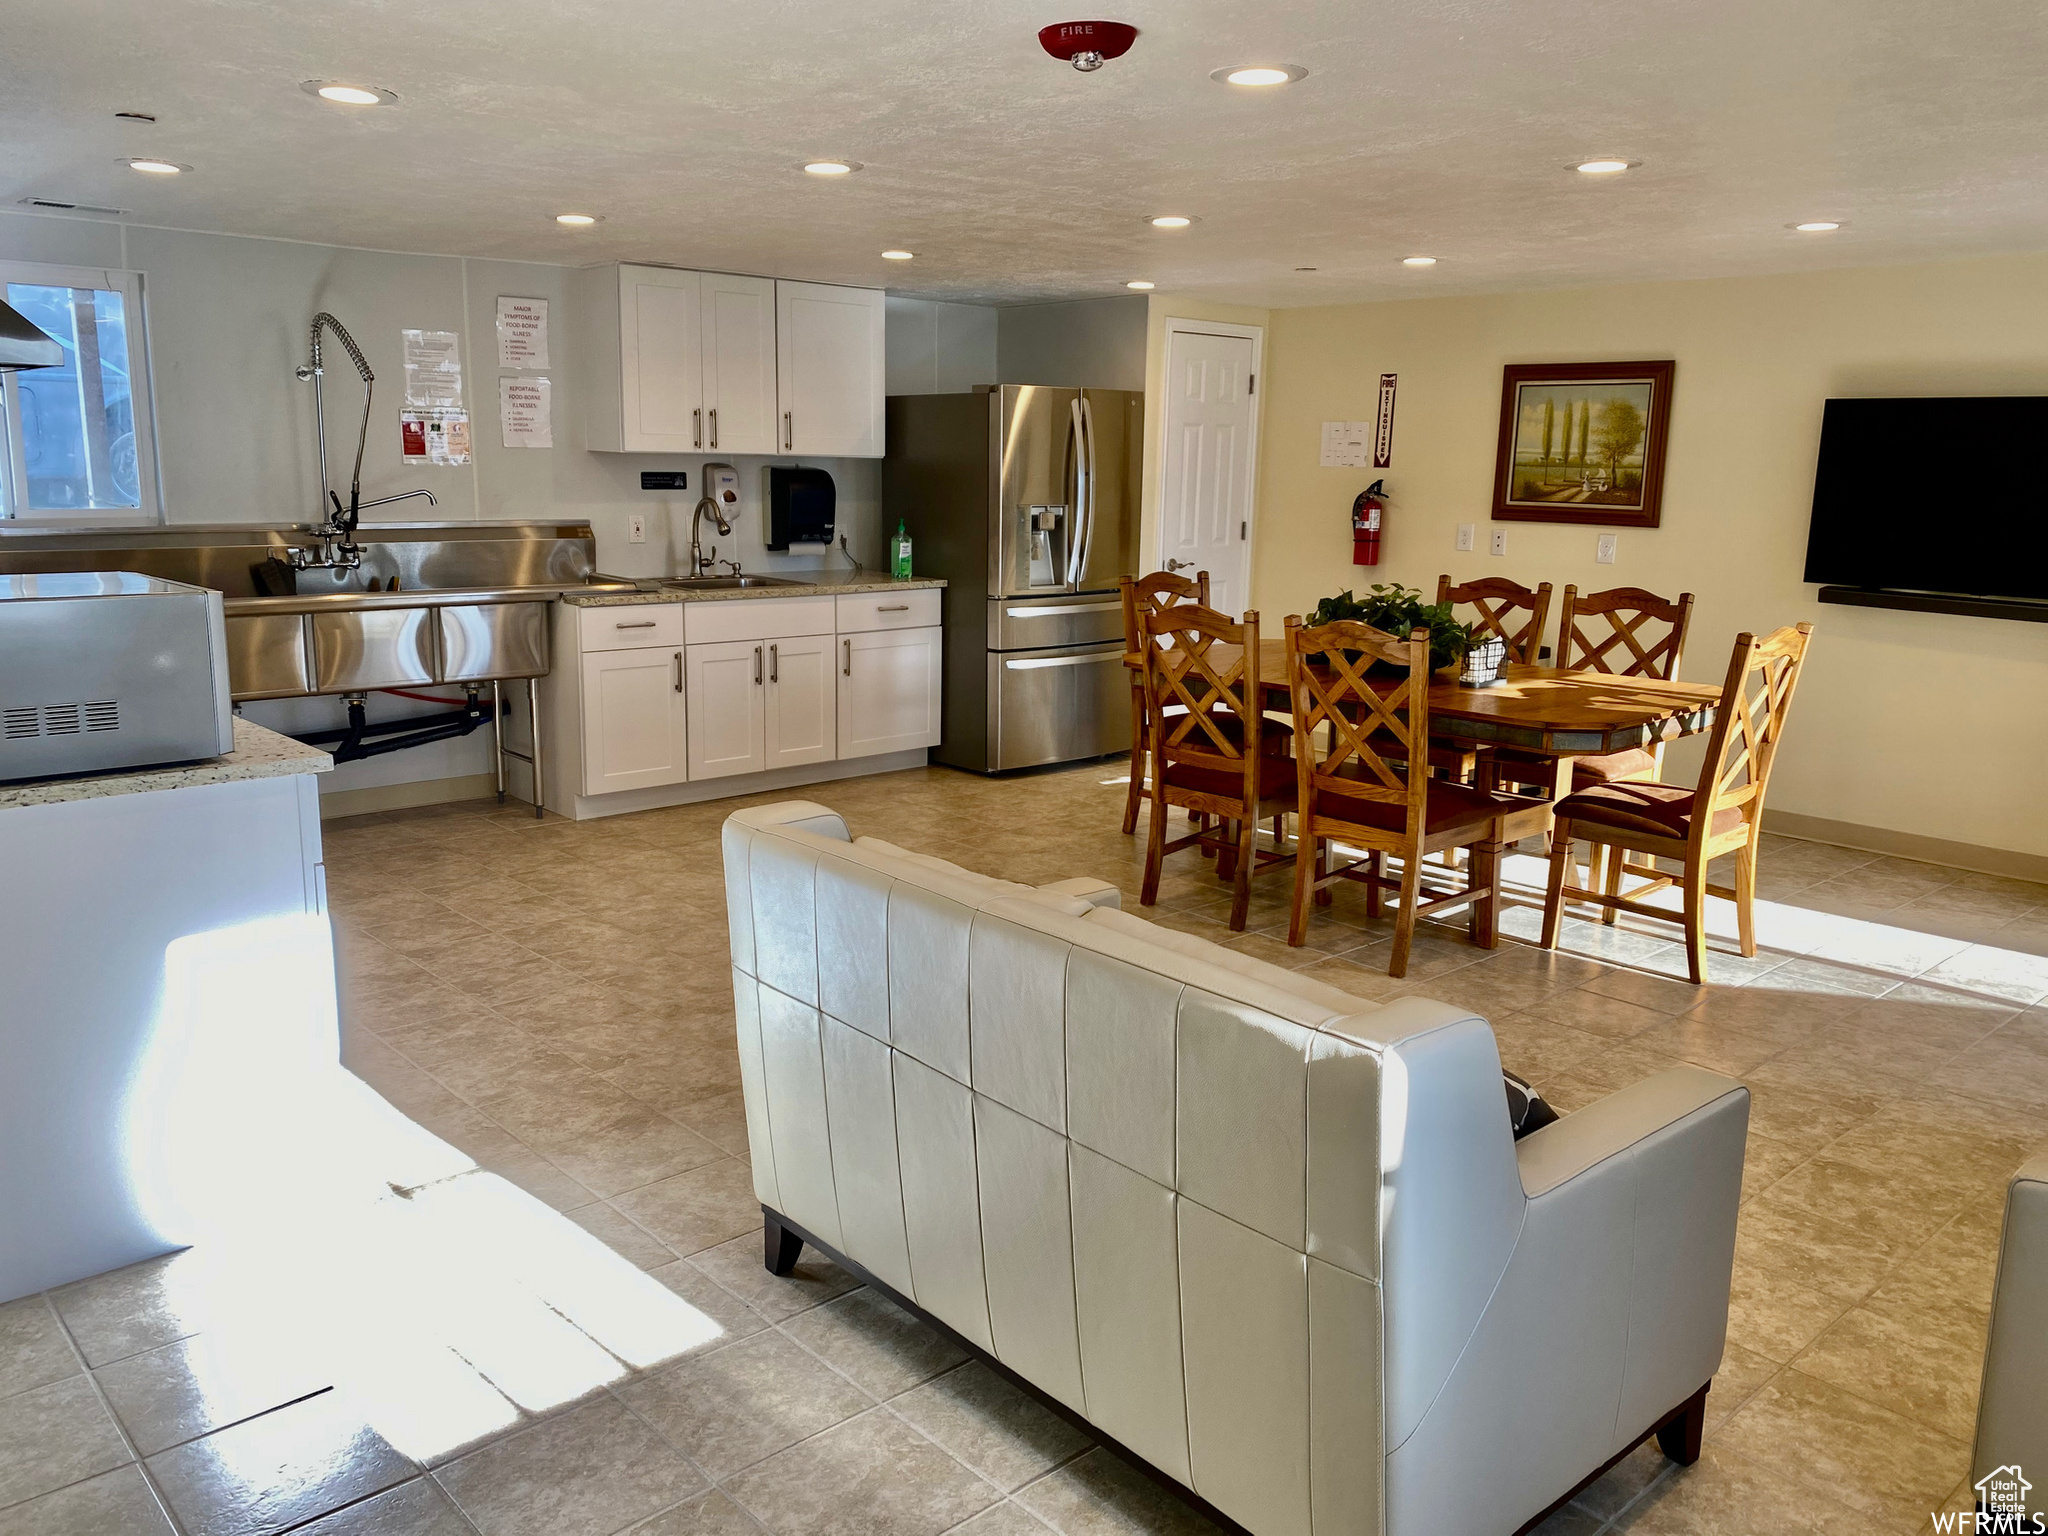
(1373, 373, 1398, 468)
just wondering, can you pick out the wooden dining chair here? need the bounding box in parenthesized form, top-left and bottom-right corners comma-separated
(1438, 574, 1554, 665)
(1538, 622, 1815, 984)
(1138, 604, 1296, 931)
(1283, 617, 1549, 975)
(1120, 570, 1210, 837)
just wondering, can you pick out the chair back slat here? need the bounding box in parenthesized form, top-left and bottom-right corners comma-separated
(1142, 603, 1262, 804)
(1558, 585, 1695, 679)
(1687, 622, 1814, 840)
(1121, 570, 1211, 656)
(1438, 575, 1554, 664)
(1287, 617, 1431, 841)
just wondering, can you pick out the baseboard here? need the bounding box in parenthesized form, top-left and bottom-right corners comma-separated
(1766, 810, 2048, 885)
(316, 773, 502, 820)
(558, 750, 931, 821)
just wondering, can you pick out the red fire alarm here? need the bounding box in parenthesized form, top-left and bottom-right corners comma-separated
(1038, 21, 1138, 71)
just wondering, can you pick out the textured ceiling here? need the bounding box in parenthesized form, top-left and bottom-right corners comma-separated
(2, 0, 2045, 307)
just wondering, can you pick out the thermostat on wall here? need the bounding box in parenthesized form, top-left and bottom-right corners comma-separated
(639, 470, 688, 491)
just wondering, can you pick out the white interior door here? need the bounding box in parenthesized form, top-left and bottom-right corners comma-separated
(1158, 328, 1257, 615)
(764, 633, 836, 769)
(700, 272, 778, 454)
(580, 647, 687, 795)
(685, 639, 768, 780)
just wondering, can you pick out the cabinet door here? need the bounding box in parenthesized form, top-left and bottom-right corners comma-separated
(620, 265, 703, 452)
(580, 646, 687, 795)
(686, 639, 768, 780)
(775, 280, 886, 458)
(700, 273, 778, 455)
(837, 626, 942, 759)
(764, 633, 837, 770)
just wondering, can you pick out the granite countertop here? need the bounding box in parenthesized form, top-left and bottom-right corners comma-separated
(0, 717, 332, 811)
(562, 573, 947, 608)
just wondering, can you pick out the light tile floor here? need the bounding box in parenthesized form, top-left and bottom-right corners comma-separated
(4, 762, 2046, 1535)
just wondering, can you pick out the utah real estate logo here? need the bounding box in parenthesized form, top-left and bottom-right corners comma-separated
(1934, 1465, 2041, 1533)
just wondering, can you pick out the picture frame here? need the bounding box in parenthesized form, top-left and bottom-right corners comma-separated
(1490, 360, 1675, 528)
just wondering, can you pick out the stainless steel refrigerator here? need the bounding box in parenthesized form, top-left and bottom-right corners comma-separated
(886, 385, 1142, 773)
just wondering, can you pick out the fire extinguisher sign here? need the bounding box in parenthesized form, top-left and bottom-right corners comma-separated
(1373, 373, 1398, 469)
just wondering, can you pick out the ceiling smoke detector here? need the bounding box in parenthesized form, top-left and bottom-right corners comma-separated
(1038, 21, 1138, 72)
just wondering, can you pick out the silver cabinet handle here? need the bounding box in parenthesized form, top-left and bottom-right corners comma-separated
(842, 638, 851, 676)
(878, 604, 909, 612)
(1004, 651, 1124, 670)
(693, 408, 702, 449)
(616, 620, 658, 629)
(784, 411, 794, 451)
(673, 651, 683, 693)
(709, 407, 718, 449)
(754, 644, 763, 685)
(769, 642, 778, 683)
(1006, 601, 1119, 617)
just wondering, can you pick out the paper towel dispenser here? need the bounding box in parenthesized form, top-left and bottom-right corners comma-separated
(766, 466, 835, 551)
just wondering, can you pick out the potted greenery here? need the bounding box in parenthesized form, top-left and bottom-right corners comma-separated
(1306, 583, 1493, 677)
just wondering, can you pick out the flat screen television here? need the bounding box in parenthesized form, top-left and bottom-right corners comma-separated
(1805, 396, 2048, 603)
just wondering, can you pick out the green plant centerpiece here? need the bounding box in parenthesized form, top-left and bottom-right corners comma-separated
(1305, 583, 1479, 673)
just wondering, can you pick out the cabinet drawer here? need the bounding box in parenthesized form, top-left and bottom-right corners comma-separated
(684, 595, 836, 645)
(580, 604, 684, 652)
(835, 589, 942, 633)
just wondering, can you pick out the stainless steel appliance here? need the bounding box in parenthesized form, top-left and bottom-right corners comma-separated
(886, 385, 1142, 772)
(0, 572, 234, 780)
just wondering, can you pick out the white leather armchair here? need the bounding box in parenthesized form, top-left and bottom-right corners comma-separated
(722, 801, 1750, 1536)
(1972, 1153, 2048, 1523)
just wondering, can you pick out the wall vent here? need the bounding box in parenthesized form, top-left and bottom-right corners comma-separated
(17, 198, 129, 216)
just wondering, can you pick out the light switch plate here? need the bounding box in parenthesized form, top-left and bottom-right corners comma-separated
(1596, 533, 1618, 564)
(1456, 523, 1476, 552)
(1490, 529, 1508, 557)
(628, 514, 647, 544)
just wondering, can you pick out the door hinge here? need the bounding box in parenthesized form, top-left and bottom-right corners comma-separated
(1240, 520, 1247, 540)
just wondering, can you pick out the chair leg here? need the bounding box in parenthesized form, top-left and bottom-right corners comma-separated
(764, 1210, 803, 1276)
(1468, 834, 1502, 948)
(1272, 813, 1285, 849)
(1540, 819, 1573, 950)
(1734, 842, 1758, 957)
(1227, 816, 1258, 932)
(1216, 820, 1239, 882)
(1287, 830, 1317, 947)
(1314, 836, 1333, 907)
(1140, 781, 1169, 907)
(1389, 857, 1422, 977)
(1366, 850, 1385, 920)
(1121, 693, 1146, 836)
(1602, 840, 1626, 926)
(1681, 857, 1710, 985)
(1655, 1383, 1709, 1467)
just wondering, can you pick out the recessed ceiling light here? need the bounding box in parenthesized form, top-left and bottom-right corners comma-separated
(1126, 280, 1155, 290)
(1575, 158, 1634, 175)
(1210, 64, 1308, 86)
(1148, 215, 1195, 228)
(1402, 255, 1438, 267)
(801, 159, 860, 176)
(881, 250, 914, 260)
(555, 213, 601, 226)
(124, 158, 188, 175)
(301, 81, 397, 106)
(1792, 220, 1843, 232)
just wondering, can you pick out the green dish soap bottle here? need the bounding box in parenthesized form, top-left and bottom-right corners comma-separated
(890, 518, 913, 580)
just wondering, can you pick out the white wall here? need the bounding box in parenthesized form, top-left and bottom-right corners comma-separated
(885, 296, 997, 394)
(0, 210, 892, 800)
(997, 296, 1147, 390)
(1251, 251, 2048, 865)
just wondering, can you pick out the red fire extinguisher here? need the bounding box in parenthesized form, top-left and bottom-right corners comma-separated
(1352, 479, 1387, 566)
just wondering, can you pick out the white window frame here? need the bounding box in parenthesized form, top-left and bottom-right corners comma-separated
(0, 260, 163, 523)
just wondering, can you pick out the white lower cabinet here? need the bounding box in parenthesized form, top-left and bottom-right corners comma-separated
(765, 633, 837, 770)
(685, 639, 768, 780)
(581, 645, 687, 794)
(838, 627, 943, 759)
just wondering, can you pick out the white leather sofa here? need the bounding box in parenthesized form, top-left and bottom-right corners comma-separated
(722, 801, 1751, 1536)
(1972, 1152, 2048, 1523)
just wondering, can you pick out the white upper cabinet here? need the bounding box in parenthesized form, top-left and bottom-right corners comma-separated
(776, 280, 886, 459)
(577, 265, 703, 453)
(699, 272, 778, 454)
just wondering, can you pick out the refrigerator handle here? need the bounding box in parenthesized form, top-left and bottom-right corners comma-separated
(1078, 394, 1098, 581)
(1066, 397, 1090, 588)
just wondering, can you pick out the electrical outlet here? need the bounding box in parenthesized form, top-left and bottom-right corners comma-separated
(1596, 533, 1618, 564)
(1455, 523, 1476, 552)
(1490, 528, 1508, 557)
(628, 514, 647, 544)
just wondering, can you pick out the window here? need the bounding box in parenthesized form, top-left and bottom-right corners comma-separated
(1, 262, 160, 521)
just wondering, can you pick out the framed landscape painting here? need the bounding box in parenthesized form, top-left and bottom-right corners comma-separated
(1491, 360, 1675, 528)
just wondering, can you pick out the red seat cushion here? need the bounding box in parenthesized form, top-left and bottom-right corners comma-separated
(1556, 780, 1743, 840)
(1162, 753, 1297, 803)
(1314, 777, 1521, 839)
